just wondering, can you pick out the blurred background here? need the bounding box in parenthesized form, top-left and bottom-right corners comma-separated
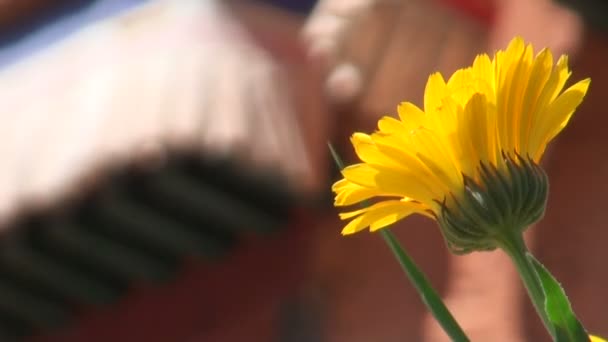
(0, 0, 605, 341)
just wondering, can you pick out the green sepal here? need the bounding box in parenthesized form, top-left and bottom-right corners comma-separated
(528, 254, 589, 342)
(437, 154, 548, 255)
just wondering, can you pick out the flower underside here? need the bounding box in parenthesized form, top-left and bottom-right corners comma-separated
(332, 37, 589, 252)
(437, 153, 548, 254)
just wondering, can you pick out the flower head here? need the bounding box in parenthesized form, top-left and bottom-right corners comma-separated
(333, 37, 590, 253)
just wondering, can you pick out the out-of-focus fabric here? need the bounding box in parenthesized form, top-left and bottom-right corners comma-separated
(0, 0, 314, 226)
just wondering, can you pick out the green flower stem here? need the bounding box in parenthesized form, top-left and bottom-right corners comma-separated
(380, 229, 470, 342)
(498, 232, 554, 338)
(329, 143, 469, 341)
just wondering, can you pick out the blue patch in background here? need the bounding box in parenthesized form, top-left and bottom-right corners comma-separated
(0, 0, 145, 68)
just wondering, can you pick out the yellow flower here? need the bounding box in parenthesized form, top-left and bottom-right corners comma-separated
(333, 37, 589, 253)
(591, 335, 607, 342)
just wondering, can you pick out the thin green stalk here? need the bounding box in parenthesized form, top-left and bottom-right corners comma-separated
(498, 232, 554, 338)
(328, 143, 469, 342)
(328, 143, 346, 170)
(381, 229, 470, 342)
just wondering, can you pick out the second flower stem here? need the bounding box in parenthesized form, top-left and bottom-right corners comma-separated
(380, 229, 469, 342)
(329, 143, 468, 341)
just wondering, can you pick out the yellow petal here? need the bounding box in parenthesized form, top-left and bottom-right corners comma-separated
(332, 178, 392, 206)
(377, 116, 406, 135)
(549, 55, 572, 102)
(339, 200, 424, 234)
(341, 163, 438, 206)
(532, 78, 590, 161)
(518, 48, 554, 155)
(471, 53, 494, 92)
(424, 72, 447, 114)
(397, 102, 426, 131)
(338, 199, 410, 219)
(507, 44, 534, 152)
(459, 93, 498, 168)
(495, 39, 529, 152)
(407, 127, 462, 190)
(350, 132, 406, 170)
(370, 132, 454, 195)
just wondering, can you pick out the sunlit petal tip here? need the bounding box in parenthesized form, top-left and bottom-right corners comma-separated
(535, 47, 549, 58)
(351, 132, 371, 142)
(473, 53, 491, 63)
(341, 225, 361, 235)
(590, 335, 607, 342)
(424, 72, 448, 110)
(331, 178, 347, 191)
(338, 210, 362, 220)
(557, 54, 569, 66)
(578, 77, 592, 91)
(341, 216, 365, 235)
(572, 77, 592, 103)
(377, 115, 406, 133)
(507, 36, 525, 51)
